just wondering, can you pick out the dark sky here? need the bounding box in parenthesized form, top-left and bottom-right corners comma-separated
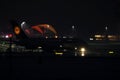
(0, 0, 120, 37)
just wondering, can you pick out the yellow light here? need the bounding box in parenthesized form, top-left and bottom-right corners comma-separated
(14, 26, 20, 35)
(95, 35, 101, 38)
(55, 35, 58, 38)
(95, 35, 105, 37)
(55, 52, 63, 55)
(47, 25, 50, 28)
(80, 47, 86, 56)
(80, 48, 85, 52)
(109, 51, 114, 54)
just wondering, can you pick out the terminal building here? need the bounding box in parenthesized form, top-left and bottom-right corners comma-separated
(89, 34, 120, 41)
(89, 26, 120, 41)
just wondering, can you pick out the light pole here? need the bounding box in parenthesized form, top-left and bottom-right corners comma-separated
(72, 25, 75, 38)
(105, 26, 108, 41)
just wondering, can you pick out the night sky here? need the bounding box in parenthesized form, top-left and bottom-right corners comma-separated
(0, 0, 120, 37)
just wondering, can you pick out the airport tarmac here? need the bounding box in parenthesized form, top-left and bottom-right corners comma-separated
(0, 54, 120, 80)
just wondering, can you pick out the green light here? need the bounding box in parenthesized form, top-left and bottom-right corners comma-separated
(2, 42, 5, 44)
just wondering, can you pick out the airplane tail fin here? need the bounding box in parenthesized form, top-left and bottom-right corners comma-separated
(10, 20, 28, 39)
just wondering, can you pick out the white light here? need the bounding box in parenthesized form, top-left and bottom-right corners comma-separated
(63, 49, 67, 52)
(105, 26, 108, 30)
(47, 25, 50, 28)
(72, 25, 75, 29)
(90, 38, 93, 40)
(21, 21, 26, 26)
(11, 45, 15, 48)
(63, 36, 67, 38)
(5, 35, 9, 38)
(75, 47, 77, 50)
(81, 53, 85, 56)
(38, 46, 42, 49)
(46, 36, 48, 38)
(1, 35, 4, 38)
(75, 53, 77, 56)
(60, 45, 62, 47)
(55, 35, 58, 38)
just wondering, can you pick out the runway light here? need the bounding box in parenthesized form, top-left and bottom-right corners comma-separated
(60, 45, 62, 47)
(55, 35, 58, 38)
(63, 36, 67, 38)
(75, 47, 77, 50)
(80, 48, 85, 52)
(81, 53, 85, 56)
(109, 51, 114, 54)
(38, 46, 42, 49)
(55, 52, 63, 55)
(45, 36, 48, 38)
(95, 35, 101, 37)
(63, 49, 67, 52)
(80, 47, 86, 57)
(90, 38, 93, 40)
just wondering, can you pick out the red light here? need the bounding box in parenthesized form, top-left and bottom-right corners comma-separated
(9, 34, 12, 38)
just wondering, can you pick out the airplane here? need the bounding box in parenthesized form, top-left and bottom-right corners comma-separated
(10, 20, 87, 54)
(10, 20, 59, 49)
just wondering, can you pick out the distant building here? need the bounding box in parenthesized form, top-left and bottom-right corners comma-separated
(89, 26, 120, 41)
(89, 34, 120, 41)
